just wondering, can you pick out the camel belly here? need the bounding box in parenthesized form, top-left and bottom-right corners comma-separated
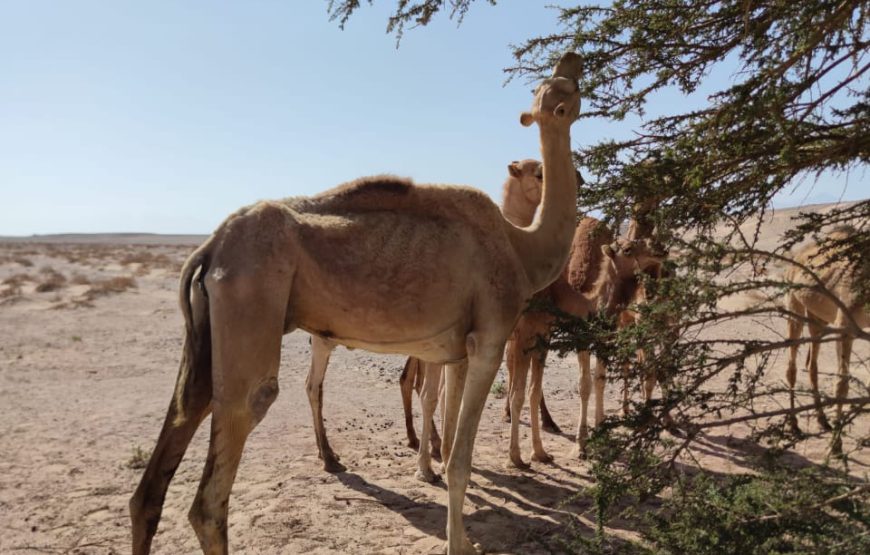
(299, 322, 469, 363)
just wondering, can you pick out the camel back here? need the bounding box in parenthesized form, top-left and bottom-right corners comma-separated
(286, 175, 506, 237)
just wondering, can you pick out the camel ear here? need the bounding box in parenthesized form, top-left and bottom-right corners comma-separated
(520, 112, 534, 127)
(601, 244, 615, 259)
(553, 52, 583, 79)
(508, 162, 521, 178)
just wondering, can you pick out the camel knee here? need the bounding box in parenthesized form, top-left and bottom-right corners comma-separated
(249, 377, 279, 425)
(188, 504, 227, 554)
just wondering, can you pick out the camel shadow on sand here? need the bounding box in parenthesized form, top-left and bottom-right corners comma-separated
(335, 464, 604, 553)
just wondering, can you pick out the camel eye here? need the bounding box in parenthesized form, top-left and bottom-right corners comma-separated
(534, 167, 543, 180)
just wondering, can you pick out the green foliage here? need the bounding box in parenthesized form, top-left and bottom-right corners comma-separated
(647, 469, 870, 555)
(328, 0, 870, 552)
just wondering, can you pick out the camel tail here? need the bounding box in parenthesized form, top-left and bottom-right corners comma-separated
(172, 238, 215, 426)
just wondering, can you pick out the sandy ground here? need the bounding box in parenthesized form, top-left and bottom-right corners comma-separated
(0, 204, 867, 554)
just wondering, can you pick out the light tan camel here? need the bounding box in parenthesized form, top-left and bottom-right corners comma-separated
(396, 159, 545, 482)
(129, 52, 585, 555)
(307, 159, 544, 479)
(505, 225, 665, 466)
(784, 226, 868, 453)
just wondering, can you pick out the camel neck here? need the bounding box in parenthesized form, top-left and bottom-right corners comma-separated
(501, 201, 537, 228)
(510, 126, 578, 293)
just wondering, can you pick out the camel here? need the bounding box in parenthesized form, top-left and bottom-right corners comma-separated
(129, 52, 585, 555)
(784, 226, 868, 453)
(505, 224, 666, 466)
(394, 159, 545, 482)
(306, 159, 545, 479)
(617, 194, 670, 415)
(305, 160, 547, 482)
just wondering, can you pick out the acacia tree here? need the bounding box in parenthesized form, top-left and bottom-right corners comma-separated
(329, 1, 869, 551)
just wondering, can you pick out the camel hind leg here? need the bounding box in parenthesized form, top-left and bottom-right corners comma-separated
(831, 332, 853, 455)
(188, 275, 287, 553)
(400, 357, 421, 450)
(785, 294, 804, 433)
(529, 351, 553, 463)
(507, 332, 532, 469)
(806, 320, 831, 431)
(131, 280, 212, 555)
(415, 361, 443, 482)
(306, 335, 345, 472)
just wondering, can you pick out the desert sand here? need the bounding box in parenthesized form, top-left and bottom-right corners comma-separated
(0, 202, 866, 554)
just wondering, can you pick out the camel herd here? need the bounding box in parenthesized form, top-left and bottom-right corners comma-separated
(129, 53, 866, 554)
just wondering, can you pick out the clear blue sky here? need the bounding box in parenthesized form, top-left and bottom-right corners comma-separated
(1, 1, 866, 235)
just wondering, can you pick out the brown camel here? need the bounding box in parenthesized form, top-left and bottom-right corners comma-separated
(617, 194, 669, 415)
(129, 52, 585, 555)
(505, 224, 665, 466)
(784, 226, 868, 453)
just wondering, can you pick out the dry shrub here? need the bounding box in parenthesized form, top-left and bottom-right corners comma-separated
(52, 298, 95, 310)
(70, 273, 91, 285)
(0, 284, 22, 298)
(0, 273, 32, 299)
(13, 257, 33, 267)
(121, 251, 174, 272)
(2, 273, 33, 285)
(36, 269, 67, 293)
(85, 276, 137, 299)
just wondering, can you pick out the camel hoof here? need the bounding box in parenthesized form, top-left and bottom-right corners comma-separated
(532, 451, 554, 464)
(415, 468, 441, 483)
(509, 457, 530, 470)
(817, 414, 832, 432)
(407, 438, 420, 451)
(502, 412, 512, 424)
(323, 458, 346, 473)
(785, 415, 802, 435)
(570, 445, 588, 461)
(443, 540, 484, 554)
(542, 421, 562, 434)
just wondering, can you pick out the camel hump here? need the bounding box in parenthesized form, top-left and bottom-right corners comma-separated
(567, 217, 614, 293)
(318, 175, 413, 200)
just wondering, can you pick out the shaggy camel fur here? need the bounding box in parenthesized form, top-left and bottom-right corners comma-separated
(505, 224, 665, 466)
(784, 227, 868, 453)
(129, 53, 585, 555)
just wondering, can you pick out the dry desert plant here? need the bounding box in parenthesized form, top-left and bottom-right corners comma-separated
(84, 276, 137, 299)
(35, 269, 67, 293)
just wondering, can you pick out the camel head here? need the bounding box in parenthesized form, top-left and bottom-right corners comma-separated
(602, 237, 668, 278)
(520, 52, 584, 128)
(506, 159, 544, 206)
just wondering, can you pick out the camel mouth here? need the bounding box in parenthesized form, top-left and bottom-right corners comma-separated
(521, 52, 584, 127)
